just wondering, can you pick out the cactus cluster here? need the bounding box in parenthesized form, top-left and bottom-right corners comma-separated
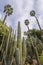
(0, 21, 27, 65)
(0, 8, 43, 65)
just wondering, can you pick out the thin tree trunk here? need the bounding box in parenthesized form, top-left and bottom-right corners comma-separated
(35, 16, 41, 30)
(3, 15, 7, 23)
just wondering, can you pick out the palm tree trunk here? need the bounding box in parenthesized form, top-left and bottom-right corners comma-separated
(35, 16, 41, 30)
(3, 14, 7, 23)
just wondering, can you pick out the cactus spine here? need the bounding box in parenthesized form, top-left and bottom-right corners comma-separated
(17, 21, 22, 65)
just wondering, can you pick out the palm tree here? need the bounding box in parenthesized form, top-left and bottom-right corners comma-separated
(30, 10, 41, 30)
(3, 4, 13, 23)
(24, 19, 29, 30)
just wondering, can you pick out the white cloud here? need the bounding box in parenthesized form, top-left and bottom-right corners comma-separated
(6, 0, 35, 35)
(35, 0, 43, 29)
(0, 13, 2, 19)
(0, 0, 43, 36)
(38, 16, 43, 29)
(7, 0, 43, 34)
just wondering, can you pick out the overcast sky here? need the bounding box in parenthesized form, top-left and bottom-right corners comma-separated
(0, 0, 43, 35)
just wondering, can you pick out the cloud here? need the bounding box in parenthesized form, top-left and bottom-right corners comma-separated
(3, 0, 34, 34)
(0, 14, 2, 19)
(0, 0, 43, 36)
(35, 0, 43, 29)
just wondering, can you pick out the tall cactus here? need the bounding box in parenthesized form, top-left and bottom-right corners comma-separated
(34, 47, 41, 65)
(5, 29, 17, 65)
(3, 31, 11, 65)
(17, 21, 22, 65)
(12, 58, 16, 65)
(1, 35, 5, 52)
(5, 31, 11, 57)
(15, 48, 20, 65)
(10, 33, 17, 65)
(2, 27, 17, 65)
(22, 37, 27, 65)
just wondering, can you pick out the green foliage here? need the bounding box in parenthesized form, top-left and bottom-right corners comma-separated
(0, 20, 9, 50)
(39, 55, 43, 62)
(0, 20, 9, 34)
(39, 51, 43, 61)
(39, 52, 43, 65)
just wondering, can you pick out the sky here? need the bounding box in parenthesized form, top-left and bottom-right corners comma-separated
(0, 0, 43, 35)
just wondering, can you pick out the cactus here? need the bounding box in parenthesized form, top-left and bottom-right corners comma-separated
(1, 35, 5, 52)
(34, 47, 41, 65)
(9, 33, 17, 65)
(5, 31, 11, 56)
(2, 31, 11, 65)
(15, 48, 20, 65)
(22, 37, 27, 65)
(0, 21, 17, 65)
(17, 21, 22, 65)
(2, 28, 15, 65)
(5, 29, 17, 65)
(12, 58, 16, 65)
(24, 19, 41, 65)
